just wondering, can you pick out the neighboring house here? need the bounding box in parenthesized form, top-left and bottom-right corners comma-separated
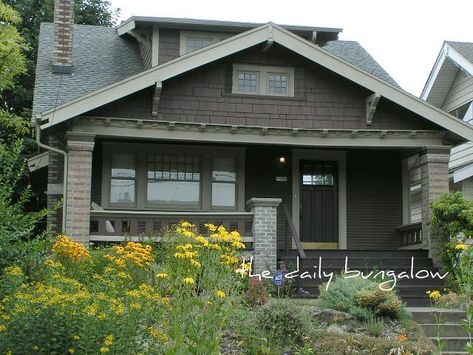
(32, 0, 473, 293)
(421, 41, 473, 198)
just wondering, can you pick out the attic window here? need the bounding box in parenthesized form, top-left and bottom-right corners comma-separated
(451, 101, 473, 125)
(232, 64, 294, 97)
(179, 31, 232, 55)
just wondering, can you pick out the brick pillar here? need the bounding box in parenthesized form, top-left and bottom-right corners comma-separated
(247, 198, 282, 274)
(53, 0, 74, 73)
(47, 135, 65, 233)
(65, 132, 95, 242)
(420, 147, 450, 266)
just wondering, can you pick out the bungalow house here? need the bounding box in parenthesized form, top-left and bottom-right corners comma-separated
(421, 41, 473, 197)
(31, 1, 473, 303)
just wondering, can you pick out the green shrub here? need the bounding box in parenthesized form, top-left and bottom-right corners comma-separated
(365, 316, 384, 337)
(243, 278, 271, 305)
(318, 275, 404, 320)
(257, 299, 308, 343)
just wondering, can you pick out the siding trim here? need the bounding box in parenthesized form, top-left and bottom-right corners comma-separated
(292, 149, 347, 249)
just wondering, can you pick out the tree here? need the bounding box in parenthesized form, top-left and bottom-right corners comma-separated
(1, 0, 120, 119)
(0, 1, 50, 272)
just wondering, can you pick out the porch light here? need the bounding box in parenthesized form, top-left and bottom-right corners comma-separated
(279, 156, 286, 164)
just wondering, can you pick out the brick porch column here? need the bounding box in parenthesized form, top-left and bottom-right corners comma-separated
(247, 198, 282, 274)
(419, 147, 450, 266)
(65, 132, 95, 242)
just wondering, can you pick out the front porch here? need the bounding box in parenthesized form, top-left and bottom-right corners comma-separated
(57, 137, 449, 270)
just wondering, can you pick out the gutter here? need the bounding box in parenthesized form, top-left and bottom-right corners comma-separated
(34, 115, 68, 233)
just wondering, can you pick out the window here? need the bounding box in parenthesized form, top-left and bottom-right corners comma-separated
(212, 158, 236, 207)
(232, 64, 294, 97)
(186, 38, 212, 53)
(180, 31, 232, 55)
(147, 155, 200, 206)
(268, 73, 288, 94)
(102, 144, 245, 211)
(237, 72, 258, 93)
(301, 162, 335, 186)
(110, 153, 135, 205)
(451, 101, 473, 125)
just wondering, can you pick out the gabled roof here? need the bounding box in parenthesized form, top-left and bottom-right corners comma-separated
(421, 41, 473, 107)
(33, 22, 398, 118)
(32, 23, 144, 117)
(36, 23, 473, 143)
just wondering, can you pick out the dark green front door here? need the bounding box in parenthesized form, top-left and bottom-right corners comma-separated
(300, 161, 338, 249)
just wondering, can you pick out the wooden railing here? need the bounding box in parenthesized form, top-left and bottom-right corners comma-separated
(397, 222, 422, 247)
(282, 204, 306, 259)
(89, 210, 254, 245)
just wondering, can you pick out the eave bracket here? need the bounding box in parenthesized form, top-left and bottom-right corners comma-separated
(151, 82, 162, 117)
(366, 92, 381, 126)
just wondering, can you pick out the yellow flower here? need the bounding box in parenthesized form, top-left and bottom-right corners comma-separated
(455, 244, 468, 250)
(156, 272, 169, 279)
(68, 348, 75, 354)
(33, 345, 39, 350)
(190, 259, 202, 268)
(4, 266, 23, 277)
(100, 347, 110, 353)
(73, 335, 80, 340)
(184, 277, 195, 285)
(131, 303, 142, 310)
(180, 221, 194, 228)
(398, 334, 408, 342)
(148, 327, 169, 343)
(216, 290, 226, 298)
(427, 290, 441, 300)
(104, 334, 115, 346)
(0, 324, 7, 332)
(52, 236, 90, 261)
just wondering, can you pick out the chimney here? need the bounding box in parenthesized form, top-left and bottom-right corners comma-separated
(53, 0, 74, 73)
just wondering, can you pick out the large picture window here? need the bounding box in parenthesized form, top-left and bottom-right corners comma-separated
(102, 144, 245, 211)
(147, 155, 200, 206)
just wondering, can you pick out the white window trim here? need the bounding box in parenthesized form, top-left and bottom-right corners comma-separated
(179, 31, 232, 56)
(232, 64, 295, 97)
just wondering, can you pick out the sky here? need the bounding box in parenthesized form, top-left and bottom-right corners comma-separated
(111, 0, 473, 96)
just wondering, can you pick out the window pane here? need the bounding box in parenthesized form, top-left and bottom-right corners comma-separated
(147, 154, 201, 205)
(268, 73, 288, 94)
(111, 179, 135, 204)
(238, 72, 257, 93)
(187, 38, 212, 53)
(213, 158, 236, 182)
(111, 153, 135, 178)
(147, 181, 200, 205)
(212, 182, 236, 207)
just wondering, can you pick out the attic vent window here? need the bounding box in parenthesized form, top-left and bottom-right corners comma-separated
(180, 31, 232, 55)
(232, 64, 294, 97)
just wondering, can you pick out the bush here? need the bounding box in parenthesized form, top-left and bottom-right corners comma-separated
(243, 277, 270, 305)
(0, 222, 250, 354)
(365, 316, 384, 337)
(317, 275, 404, 320)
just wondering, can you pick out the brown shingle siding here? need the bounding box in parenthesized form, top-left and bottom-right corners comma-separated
(86, 46, 441, 132)
(158, 29, 180, 64)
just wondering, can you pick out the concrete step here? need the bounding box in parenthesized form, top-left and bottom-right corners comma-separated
(421, 324, 468, 337)
(281, 256, 434, 268)
(432, 337, 470, 352)
(409, 308, 466, 324)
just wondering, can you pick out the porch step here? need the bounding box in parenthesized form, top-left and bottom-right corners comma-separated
(280, 250, 444, 306)
(408, 308, 468, 353)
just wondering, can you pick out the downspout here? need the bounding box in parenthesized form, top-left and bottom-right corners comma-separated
(34, 116, 68, 234)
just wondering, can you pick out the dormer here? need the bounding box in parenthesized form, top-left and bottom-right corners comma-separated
(116, 17, 342, 69)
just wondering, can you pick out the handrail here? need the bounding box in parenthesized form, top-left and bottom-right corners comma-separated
(90, 209, 253, 217)
(282, 204, 306, 259)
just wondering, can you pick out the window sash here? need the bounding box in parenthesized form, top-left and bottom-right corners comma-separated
(232, 64, 294, 97)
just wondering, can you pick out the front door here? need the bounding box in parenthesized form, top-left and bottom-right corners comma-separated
(300, 161, 338, 249)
